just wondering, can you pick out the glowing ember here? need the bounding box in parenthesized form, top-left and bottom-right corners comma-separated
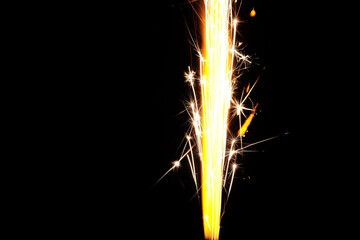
(250, 8, 256, 17)
(238, 103, 258, 137)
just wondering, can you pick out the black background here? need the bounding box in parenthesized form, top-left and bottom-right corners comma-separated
(145, 1, 301, 239)
(138, 1, 327, 239)
(63, 0, 356, 239)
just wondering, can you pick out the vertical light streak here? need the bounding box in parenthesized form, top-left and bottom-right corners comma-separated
(157, 1, 261, 239)
(201, 0, 232, 239)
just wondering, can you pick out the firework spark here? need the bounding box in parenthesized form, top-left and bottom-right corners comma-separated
(200, 1, 235, 238)
(158, 1, 264, 239)
(250, 7, 256, 17)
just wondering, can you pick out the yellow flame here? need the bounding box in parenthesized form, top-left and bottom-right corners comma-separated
(238, 103, 258, 137)
(201, 0, 233, 239)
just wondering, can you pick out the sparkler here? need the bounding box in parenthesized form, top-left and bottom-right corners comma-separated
(200, 1, 257, 238)
(200, 1, 236, 238)
(158, 1, 266, 239)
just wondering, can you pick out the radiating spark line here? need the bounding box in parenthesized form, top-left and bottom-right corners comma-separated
(155, 162, 178, 186)
(186, 136, 199, 195)
(241, 134, 285, 151)
(240, 75, 260, 106)
(186, 154, 199, 193)
(155, 146, 195, 186)
(227, 164, 237, 199)
(223, 139, 236, 187)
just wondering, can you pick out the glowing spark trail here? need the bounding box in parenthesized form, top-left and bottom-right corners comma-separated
(239, 103, 258, 137)
(157, 1, 271, 239)
(198, 0, 253, 238)
(199, 1, 233, 238)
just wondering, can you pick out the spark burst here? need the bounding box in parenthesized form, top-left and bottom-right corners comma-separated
(200, 1, 242, 238)
(159, 1, 264, 239)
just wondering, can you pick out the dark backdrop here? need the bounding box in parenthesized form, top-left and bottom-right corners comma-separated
(65, 0, 355, 239)
(138, 1, 320, 239)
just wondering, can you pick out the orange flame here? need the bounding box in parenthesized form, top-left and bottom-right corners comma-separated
(238, 103, 258, 136)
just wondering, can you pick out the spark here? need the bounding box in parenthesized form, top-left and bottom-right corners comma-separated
(154, 146, 195, 186)
(183, 0, 258, 238)
(227, 164, 237, 199)
(185, 66, 196, 85)
(174, 161, 180, 167)
(156, 1, 282, 239)
(238, 103, 258, 137)
(200, 1, 234, 238)
(250, 8, 256, 17)
(154, 163, 177, 186)
(241, 134, 285, 151)
(223, 139, 236, 187)
(186, 135, 200, 195)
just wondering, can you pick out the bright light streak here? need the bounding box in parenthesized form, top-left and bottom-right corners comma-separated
(238, 103, 258, 137)
(200, 1, 234, 238)
(156, 1, 274, 239)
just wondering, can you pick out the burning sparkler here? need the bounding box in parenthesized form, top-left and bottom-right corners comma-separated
(200, 1, 256, 238)
(157, 1, 269, 239)
(200, 1, 237, 238)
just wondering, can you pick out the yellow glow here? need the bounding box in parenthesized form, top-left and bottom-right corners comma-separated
(201, 0, 233, 238)
(250, 8, 256, 17)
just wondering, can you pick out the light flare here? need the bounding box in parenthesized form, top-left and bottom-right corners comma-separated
(200, 0, 234, 238)
(250, 8, 256, 17)
(156, 1, 272, 239)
